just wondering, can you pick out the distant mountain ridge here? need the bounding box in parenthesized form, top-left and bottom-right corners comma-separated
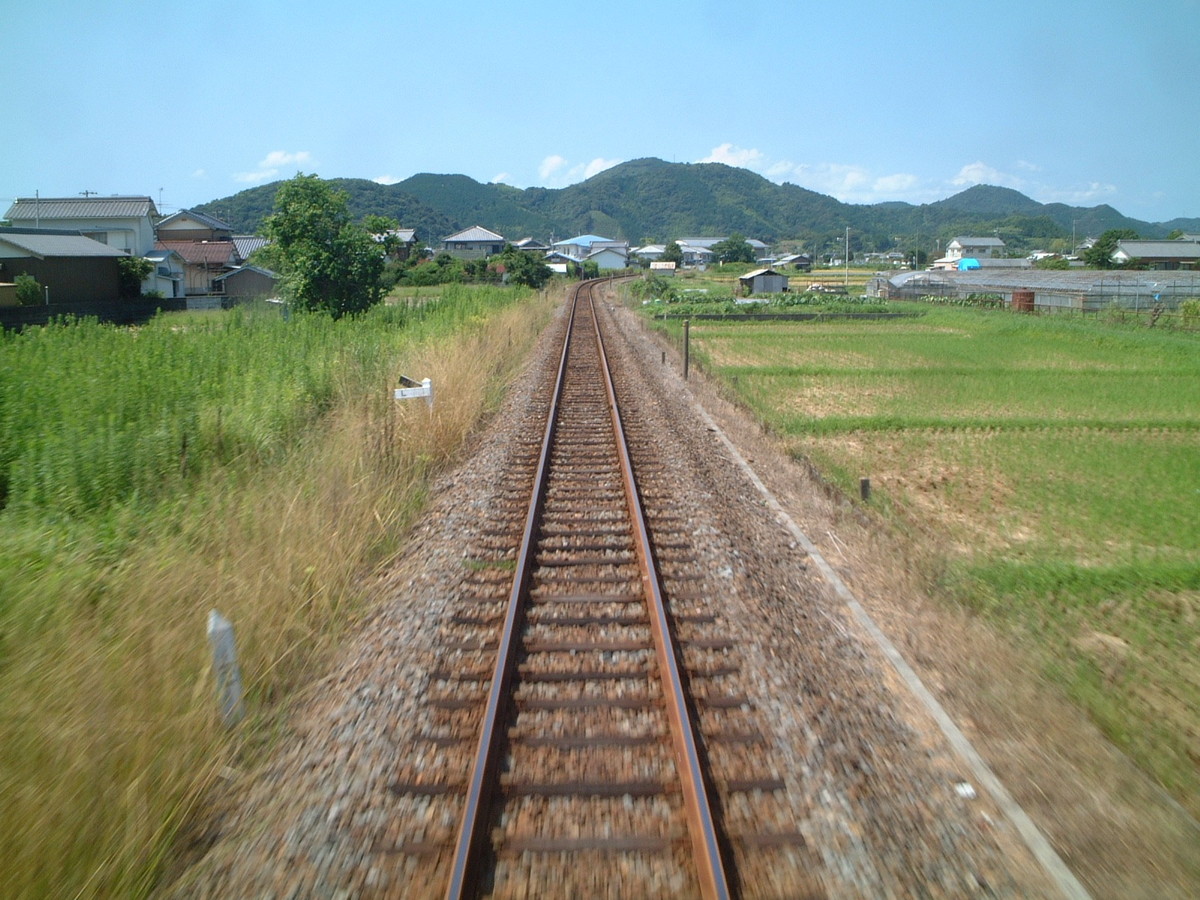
(196, 158, 1197, 251)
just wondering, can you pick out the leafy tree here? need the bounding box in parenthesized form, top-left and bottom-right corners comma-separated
(1034, 256, 1071, 270)
(264, 173, 385, 316)
(710, 232, 755, 264)
(117, 256, 155, 299)
(581, 260, 600, 279)
(494, 244, 553, 288)
(14, 274, 42, 306)
(1083, 228, 1139, 269)
(661, 241, 684, 266)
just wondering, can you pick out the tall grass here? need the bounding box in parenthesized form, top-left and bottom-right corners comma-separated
(0, 285, 558, 898)
(671, 304, 1200, 815)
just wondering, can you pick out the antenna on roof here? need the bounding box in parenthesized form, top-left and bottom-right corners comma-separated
(80, 190, 97, 197)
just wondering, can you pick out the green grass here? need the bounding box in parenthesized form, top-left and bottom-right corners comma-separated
(668, 302, 1200, 814)
(0, 284, 557, 898)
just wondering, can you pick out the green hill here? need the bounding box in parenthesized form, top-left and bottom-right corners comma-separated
(195, 158, 1193, 253)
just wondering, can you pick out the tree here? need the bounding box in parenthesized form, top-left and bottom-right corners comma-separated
(362, 214, 402, 257)
(1083, 228, 1139, 269)
(710, 232, 755, 264)
(661, 241, 684, 266)
(264, 173, 385, 316)
(117, 256, 154, 299)
(495, 244, 553, 288)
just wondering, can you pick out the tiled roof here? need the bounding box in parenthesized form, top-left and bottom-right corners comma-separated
(5, 196, 157, 221)
(0, 228, 130, 258)
(156, 240, 238, 264)
(443, 225, 505, 242)
(233, 236, 271, 259)
(157, 209, 233, 231)
(1114, 240, 1200, 259)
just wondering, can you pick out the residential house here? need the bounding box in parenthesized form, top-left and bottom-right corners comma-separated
(375, 228, 418, 260)
(3, 195, 160, 256)
(142, 247, 186, 297)
(632, 244, 665, 262)
(442, 225, 506, 259)
(1111, 238, 1200, 270)
(551, 235, 628, 261)
(775, 253, 813, 271)
(586, 247, 629, 270)
(0, 226, 128, 303)
(739, 267, 788, 295)
(513, 237, 549, 252)
(155, 209, 233, 242)
(156, 239, 239, 294)
(945, 236, 1006, 260)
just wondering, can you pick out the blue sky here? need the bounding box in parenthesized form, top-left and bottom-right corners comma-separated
(5, 0, 1197, 224)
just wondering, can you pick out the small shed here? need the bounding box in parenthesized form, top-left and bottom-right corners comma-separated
(0, 227, 126, 303)
(738, 266, 788, 295)
(214, 265, 279, 299)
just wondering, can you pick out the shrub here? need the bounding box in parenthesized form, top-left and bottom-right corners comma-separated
(14, 273, 42, 306)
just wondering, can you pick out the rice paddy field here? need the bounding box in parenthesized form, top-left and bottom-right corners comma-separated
(669, 303, 1200, 815)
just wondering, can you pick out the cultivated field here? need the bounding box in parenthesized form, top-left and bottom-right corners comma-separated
(0, 284, 559, 898)
(658, 303, 1200, 816)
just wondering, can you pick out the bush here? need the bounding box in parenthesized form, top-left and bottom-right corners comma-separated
(1180, 298, 1200, 325)
(14, 274, 42, 306)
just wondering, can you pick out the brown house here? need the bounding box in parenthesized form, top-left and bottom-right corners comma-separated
(155, 209, 234, 243)
(0, 227, 126, 303)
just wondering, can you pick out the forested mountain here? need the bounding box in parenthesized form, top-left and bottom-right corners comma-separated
(195, 158, 1196, 254)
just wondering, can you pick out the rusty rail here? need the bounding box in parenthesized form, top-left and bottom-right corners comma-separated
(445, 278, 731, 898)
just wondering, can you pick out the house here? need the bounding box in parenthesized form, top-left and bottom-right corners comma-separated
(214, 265, 278, 299)
(156, 239, 239, 294)
(945, 236, 1006, 260)
(513, 237, 549, 252)
(374, 228, 418, 260)
(442, 225, 506, 259)
(155, 209, 233, 243)
(739, 267, 788, 295)
(141, 247, 186, 297)
(1111, 239, 1200, 270)
(775, 253, 813, 271)
(632, 244, 666, 262)
(586, 246, 629, 270)
(552, 234, 624, 260)
(3, 195, 160, 256)
(0, 227, 128, 303)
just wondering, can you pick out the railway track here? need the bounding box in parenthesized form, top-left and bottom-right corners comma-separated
(388, 279, 809, 897)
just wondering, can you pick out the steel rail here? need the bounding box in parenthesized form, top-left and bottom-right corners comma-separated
(444, 284, 579, 900)
(588, 288, 732, 900)
(445, 278, 730, 899)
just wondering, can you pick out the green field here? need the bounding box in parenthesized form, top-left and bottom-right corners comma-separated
(0, 284, 556, 897)
(667, 303, 1200, 812)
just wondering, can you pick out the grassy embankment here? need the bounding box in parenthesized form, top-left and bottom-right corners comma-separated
(645, 296, 1200, 816)
(0, 282, 559, 898)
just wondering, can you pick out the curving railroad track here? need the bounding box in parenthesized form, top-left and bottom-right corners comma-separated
(390, 279, 809, 897)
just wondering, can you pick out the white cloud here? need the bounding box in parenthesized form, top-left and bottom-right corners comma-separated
(583, 157, 621, 178)
(952, 161, 1022, 189)
(373, 175, 401, 185)
(698, 143, 765, 168)
(539, 155, 568, 181)
(537, 155, 624, 187)
(234, 150, 313, 183)
(491, 172, 513, 185)
(191, 168, 206, 179)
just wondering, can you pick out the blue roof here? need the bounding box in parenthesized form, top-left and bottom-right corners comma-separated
(553, 234, 612, 247)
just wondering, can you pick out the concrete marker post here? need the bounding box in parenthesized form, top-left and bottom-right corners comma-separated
(207, 610, 244, 727)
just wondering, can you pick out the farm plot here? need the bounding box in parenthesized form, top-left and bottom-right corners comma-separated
(686, 306, 1200, 814)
